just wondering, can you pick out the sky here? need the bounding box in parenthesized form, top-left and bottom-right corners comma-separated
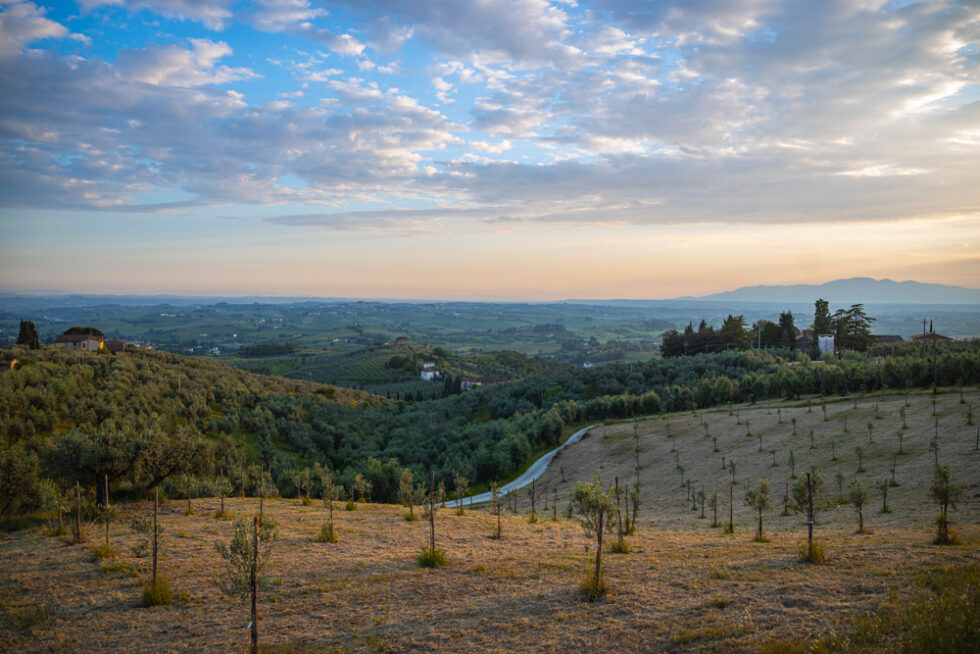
(0, 0, 978, 300)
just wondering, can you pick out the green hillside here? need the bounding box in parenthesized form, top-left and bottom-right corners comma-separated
(0, 345, 382, 512)
(3, 339, 980, 525)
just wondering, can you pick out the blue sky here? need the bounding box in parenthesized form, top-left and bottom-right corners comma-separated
(0, 0, 978, 299)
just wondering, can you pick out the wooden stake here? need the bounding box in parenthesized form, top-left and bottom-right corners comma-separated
(728, 485, 733, 533)
(251, 516, 259, 654)
(104, 474, 110, 550)
(806, 473, 813, 551)
(615, 477, 623, 548)
(153, 488, 159, 585)
(429, 471, 436, 554)
(74, 480, 83, 544)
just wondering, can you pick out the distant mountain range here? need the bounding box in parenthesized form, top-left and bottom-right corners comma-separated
(678, 277, 980, 305)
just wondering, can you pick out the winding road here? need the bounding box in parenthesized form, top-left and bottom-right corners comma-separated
(453, 424, 597, 507)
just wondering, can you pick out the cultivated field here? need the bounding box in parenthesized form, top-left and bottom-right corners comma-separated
(1, 390, 977, 653)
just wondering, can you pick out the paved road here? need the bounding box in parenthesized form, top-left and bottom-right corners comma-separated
(451, 424, 597, 507)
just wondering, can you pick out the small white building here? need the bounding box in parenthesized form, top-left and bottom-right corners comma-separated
(420, 366, 439, 380)
(54, 334, 103, 351)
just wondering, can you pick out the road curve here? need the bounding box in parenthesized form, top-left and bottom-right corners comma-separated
(452, 424, 597, 507)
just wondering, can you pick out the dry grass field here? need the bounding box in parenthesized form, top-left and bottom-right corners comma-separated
(1, 390, 977, 653)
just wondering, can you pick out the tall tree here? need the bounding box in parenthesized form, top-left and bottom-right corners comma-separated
(719, 315, 750, 350)
(17, 320, 40, 349)
(832, 304, 876, 352)
(810, 299, 832, 358)
(752, 320, 780, 349)
(777, 312, 797, 347)
(812, 299, 832, 334)
(64, 326, 105, 338)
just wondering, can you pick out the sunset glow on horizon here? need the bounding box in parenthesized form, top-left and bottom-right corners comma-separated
(1, 1, 978, 300)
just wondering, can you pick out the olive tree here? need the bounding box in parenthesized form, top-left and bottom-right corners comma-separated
(571, 474, 615, 600)
(847, 480, 870, 534)
(214, 518, 277, 654)
(744, 479, 772, 541)
(453, 473, 469, 516)
(929, 464, 964, 545)
(399, 468, 417, 521)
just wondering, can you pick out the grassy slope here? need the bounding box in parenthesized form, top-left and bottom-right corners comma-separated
(538, 389, 980, 534)
(0, 391, 976, 652)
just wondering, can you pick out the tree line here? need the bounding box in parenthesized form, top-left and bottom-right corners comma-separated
(660, 300, 876, 357)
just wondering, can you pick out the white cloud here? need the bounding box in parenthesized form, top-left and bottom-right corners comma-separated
(0, 2, 74, 56)
(327, 77, 383, 104)
(79, 0, 235, 31)
(470, 139, 512, 154)
(328, 0, 575, 65)
(834, 164, 932, 178)
(117, 39, 258, 87)
(244, 0, 325, 33)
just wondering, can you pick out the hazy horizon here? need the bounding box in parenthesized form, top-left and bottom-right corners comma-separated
(3, 276, 979, 305)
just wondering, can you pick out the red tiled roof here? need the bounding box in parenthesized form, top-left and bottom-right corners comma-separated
(911, 333, 951, 341)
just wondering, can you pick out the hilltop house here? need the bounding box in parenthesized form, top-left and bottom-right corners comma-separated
(104, 339, 127, 353)
(793, 331, 835, 356)
(911, 333, 952, 342)
(54, 334, 103, 351)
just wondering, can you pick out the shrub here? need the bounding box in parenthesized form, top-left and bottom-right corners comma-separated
(417, 547, 448, 568)
(708, 596, 731, 609)
(580, 556, 608, 601)
(609, 539, 632, 554)
(316, 523, 337, 543)
(132, 539, 149, 558)
(143, 577, 173, 606)
(345, 499, 356, 511)
(129, 515, 152, 533)
(92, 543, 116, 561)
(46, 525, 69, 538)
(798, 540, 826, 564)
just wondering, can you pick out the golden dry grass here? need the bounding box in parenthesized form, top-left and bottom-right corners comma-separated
(0, 390, 977, 653)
